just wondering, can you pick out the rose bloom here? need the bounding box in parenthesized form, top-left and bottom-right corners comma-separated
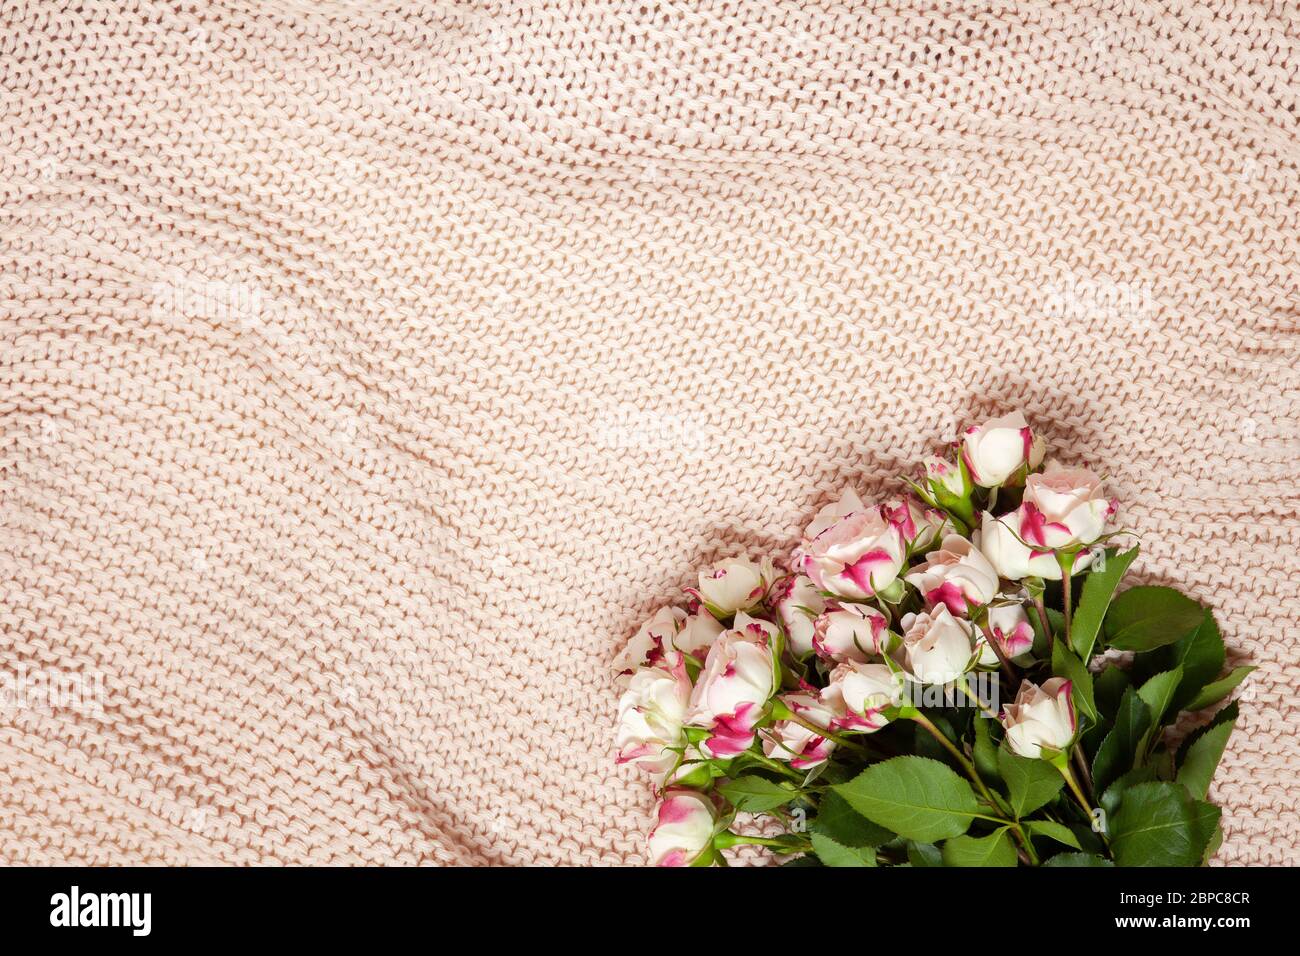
(984, 600, 1035, 660)
(883, 497, 948, 554)
(896, 605, 977, 684)
(771, 573, 826, 657)
(614, 650, 692, 775)
(673, 606, 724, 661)
(812, 601, 888, 663)
(823, 661, 901, 733)
(1001, 678, 1076, 759)
(961, 411, 1044, 487)
(611, 606, 684, 674)
(923, 455, 965, 497)
(691, 557, 769, 615)
(648, 789, 717, 867)
(1019, 463, 1115, 551)
(763, 692, 838, 770)
(686, 614, 777, 758)
(904, 533, 999, 617)
(795, 489, 907, 600)
(978, 510, 1097, 581)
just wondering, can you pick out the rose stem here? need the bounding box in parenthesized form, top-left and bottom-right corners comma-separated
(715, 832, 811, 852)
(1031, 592, 1054, 658)
(980, 621, 1019, 687)
(1071, 743, 1094, 794)
(911, 711, 996, 805)
(783, 713, 871, 756)
(962, 671, 1002, 722)
(1058, 761, 1093, 818)
(911, 709, 1037, 860)
(1056, 552, 1075, 652)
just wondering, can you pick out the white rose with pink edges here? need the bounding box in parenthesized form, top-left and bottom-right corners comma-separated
(961, 411, 1044, 487)
(614, 650, 692, 775)
(904, 533, 1000, 616)
(770, 573, 825, 657)
(692, 557, 769, 615)
(686, 614, 777, 758)
(896, 605, 978, 684)
(648, 790, 718, 867)
(795, 489, 907, 601)
(1001, 678, 1076, 759)
(811, 601, 888, 663)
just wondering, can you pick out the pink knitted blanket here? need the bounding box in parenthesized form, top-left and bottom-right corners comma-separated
(1, 1, 1296, 864)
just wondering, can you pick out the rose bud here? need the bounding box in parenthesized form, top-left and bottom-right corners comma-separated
(812, 601, 888, 663)
(691, 557, 768, 615)
(687, 613, 777, 758)
(884, 496, 949, 554)
(662, 744, 713, 789)
(795, 489, 907, 601)
(903, 533, 999, 616)
(823, 661, 901, 733)
(673, 606, 725, 661)
(771, 573, 826, 657)
(1001, 678, 1076, 759)
(961, 411, 1044, 488)
(615, 651, 693, 775)
(648, 789, 719, 867)
(923, 455, 966, 498)
(896, 605, 978, 684)
(1019, 463, 1115, 551)
(977, 510, 1095, 581)
(763, 692, 838, 770)
(612, 606, 685, 675)
(984, 600, 1035, 660)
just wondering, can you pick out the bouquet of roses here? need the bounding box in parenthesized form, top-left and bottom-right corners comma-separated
(614, 413, 1249, 867)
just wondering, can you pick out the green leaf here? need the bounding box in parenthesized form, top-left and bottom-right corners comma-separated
(718, 775, 796, 813)
(1070, 546, 1139, 659)
(1042, 851, 1114, 867)
(810, 832, 877, 867)
(1103, 586, 1205, 652)
(973, 716, 1001, 788)
(1190, 800, 1222, 862)
(942, 829, 1017, 867)
(1100, 765, 1158, 818)
(1136, 666, 1184, 727)
(1154, 611, 1225, 713)
(811, 790, 895, 848)
(1198, 812, 1224, 865)
(1109, 781, 1204, 866)
(1176, 714, 1237, 800)
(997, 744, 1065, 818)
(1094, 665, 1131, 720)
(1184, 666, 1254, 712)
(1178, 701, 1240, 765)
(1051, 641, 1097, 721)
(913, 714, 963, 768)
(1025, 820, 1081, 849)
(1067, 823, 1107, 855)
(906, 841, 944, 867)
(1092, 687, 1151, 795)
(833, 756, 981, 844)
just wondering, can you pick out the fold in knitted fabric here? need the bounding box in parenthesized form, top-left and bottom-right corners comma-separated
(1, 1, 1296, 864)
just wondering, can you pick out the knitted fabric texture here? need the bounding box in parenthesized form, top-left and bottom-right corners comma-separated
(1, 1, 1297, 865)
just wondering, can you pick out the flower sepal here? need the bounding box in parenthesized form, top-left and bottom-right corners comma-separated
(683, 726, 712, 747)
(1040, 744, 1072, 771)
(669, 760, 716, 790)
(874, 577, 907, 606)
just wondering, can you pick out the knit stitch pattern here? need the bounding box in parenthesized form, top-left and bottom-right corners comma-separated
(1, 1, 1297, 864)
